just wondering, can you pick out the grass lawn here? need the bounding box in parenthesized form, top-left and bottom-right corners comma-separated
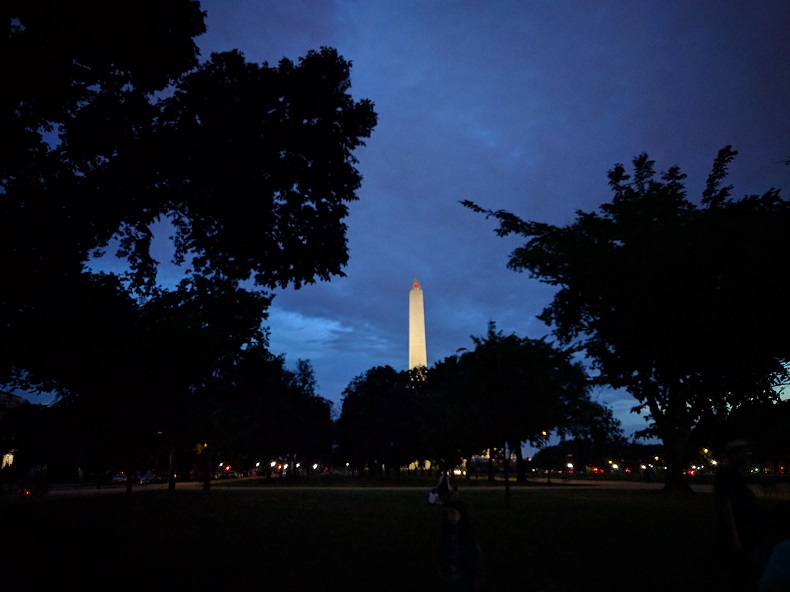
(2, 482, 788, 591)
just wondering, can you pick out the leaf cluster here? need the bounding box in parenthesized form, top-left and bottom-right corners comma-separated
(335, 323, 621, 471)
(464, 147, 790, 450)
(2, 2, 376, 388)
(1, 2, 376, 477)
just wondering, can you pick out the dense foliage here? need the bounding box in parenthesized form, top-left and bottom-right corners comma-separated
(335, 324, 623, 481)
(1, 1, 375, 484)
(464, 147, 790, 489)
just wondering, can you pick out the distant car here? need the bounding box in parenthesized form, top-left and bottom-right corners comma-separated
(111, 473, 127, 484)
(139, 471, 158, 484)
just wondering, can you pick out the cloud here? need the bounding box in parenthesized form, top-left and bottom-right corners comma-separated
(266, 304, 402, 403)
(72, 0, 790, 433)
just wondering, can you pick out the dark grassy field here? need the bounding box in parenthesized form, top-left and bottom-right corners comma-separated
(2, 482, 788, 591)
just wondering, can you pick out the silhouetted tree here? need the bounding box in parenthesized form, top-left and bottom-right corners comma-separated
(202, 346, 328, 483)
(429, 322, 597, 483)
(139, 276, 271, 490)
(692, 397, 790, 472)
(335, 366, 422, 478)
(532, 431, 639, 477)
(238, 358, 334, 478)
(1, 2, 376, 479)
(0, 400, 56, 484)
(424, 354, 486, 473)
(284, 360, 335, 472)
(551, 398, 628, 469)
(464, 147, 790, 491)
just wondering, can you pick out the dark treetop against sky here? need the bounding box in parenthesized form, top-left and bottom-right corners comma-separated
(119, 2, 790, 436)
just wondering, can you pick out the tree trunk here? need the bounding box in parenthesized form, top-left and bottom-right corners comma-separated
(661, 430, 692, 492)
(203, 450, 212, 492)
(487, 457, 495, 482)
(644, 386, 693, 492)
(515, 444, 527, 484)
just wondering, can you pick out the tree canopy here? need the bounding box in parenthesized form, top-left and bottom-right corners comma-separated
(463, 147, 790, 490)
(334, 324, 621, 483)
(2, 1, 376, 396)
(1, 1, 376, 485)
(335, 365, 423, 478)
(427, 322, 606, 482)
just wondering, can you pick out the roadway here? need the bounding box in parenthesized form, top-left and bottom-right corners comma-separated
(33, 476, 721, 497)
(17, 475, 790, 499)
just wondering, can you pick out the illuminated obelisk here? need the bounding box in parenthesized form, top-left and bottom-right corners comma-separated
(409, 277, 427, 370)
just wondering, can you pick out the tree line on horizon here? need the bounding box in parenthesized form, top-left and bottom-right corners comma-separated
(2, 1, 789, 492)
(463, 146, 790, 490)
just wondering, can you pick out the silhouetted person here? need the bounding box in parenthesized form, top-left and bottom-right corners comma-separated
(758, 537, 790, 592)
(756, 503, 790, 591)
(437, 471, 451, 504)
(437, 499, 482, 591)
(714, 440, 762, 591)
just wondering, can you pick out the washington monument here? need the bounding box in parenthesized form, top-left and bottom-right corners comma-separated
(409, 277, 427, 370)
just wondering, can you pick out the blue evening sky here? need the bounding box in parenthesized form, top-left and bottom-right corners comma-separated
(23, 2, 790, 440)
(200, 1, 790, 436)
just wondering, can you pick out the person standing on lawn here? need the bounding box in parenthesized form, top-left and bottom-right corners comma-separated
(437, 471, 451, 504)
(714, 440, 763, 591)
(437, 499, 483, 591)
